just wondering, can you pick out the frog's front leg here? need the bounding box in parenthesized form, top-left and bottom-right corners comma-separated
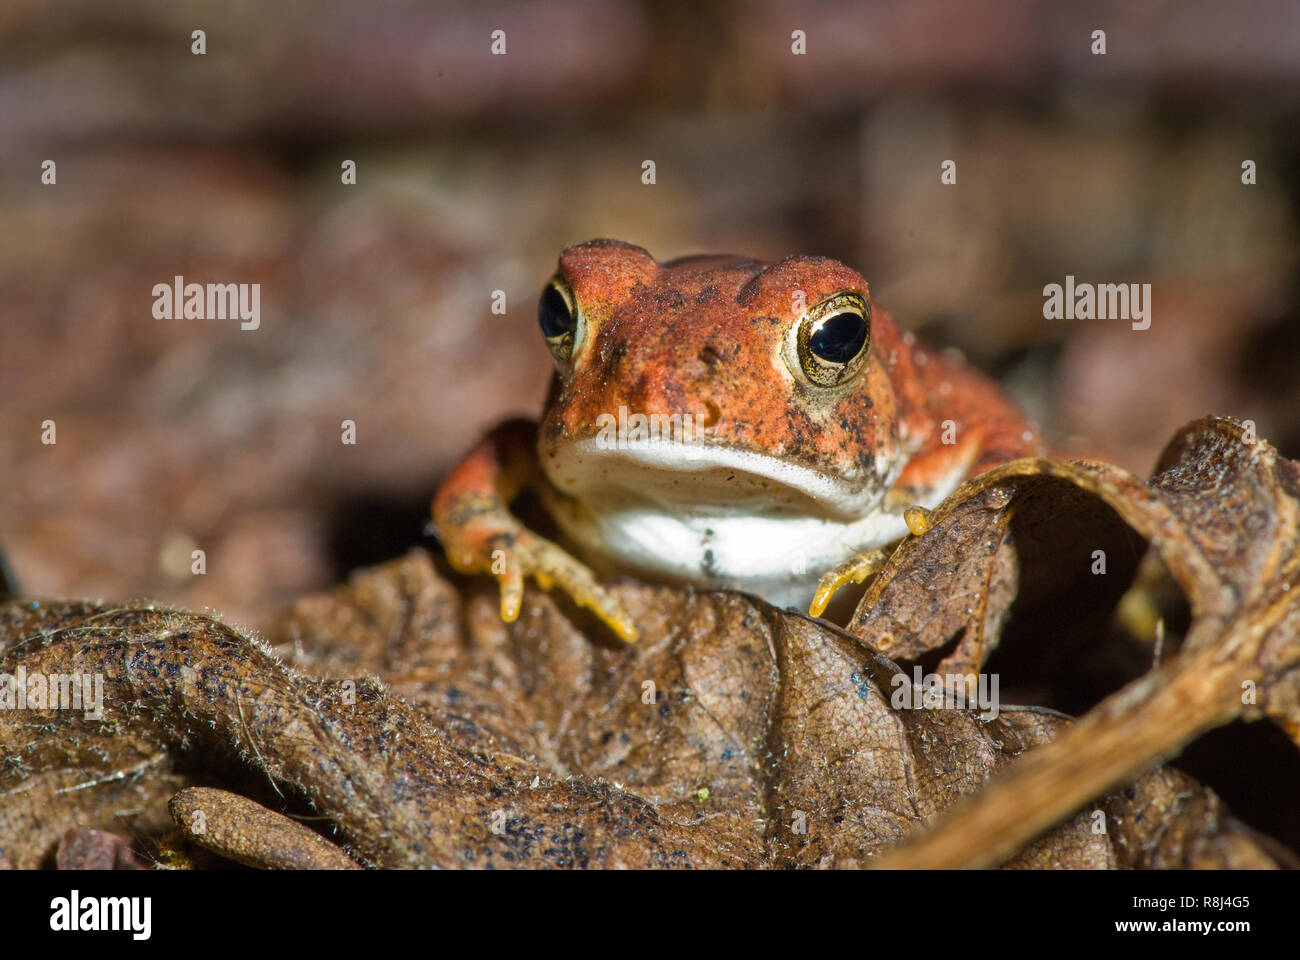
(432, 419, 638, 642)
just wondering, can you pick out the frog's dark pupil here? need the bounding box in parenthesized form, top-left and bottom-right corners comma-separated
(538, 285, 574, 339)
(809, 312, 867, 364)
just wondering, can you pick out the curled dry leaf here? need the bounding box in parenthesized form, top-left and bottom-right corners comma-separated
(0, 416, 1293, 868)
(858, 416, 1299, 867)
(168, 787, 361, 870)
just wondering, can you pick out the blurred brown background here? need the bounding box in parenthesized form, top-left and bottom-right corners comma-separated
(2, 0, 1298, 633)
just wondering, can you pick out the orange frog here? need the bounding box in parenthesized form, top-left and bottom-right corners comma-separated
(433, 239, 1040, 642)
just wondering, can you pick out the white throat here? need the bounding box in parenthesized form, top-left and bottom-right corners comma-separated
(539, 439, 964, 609)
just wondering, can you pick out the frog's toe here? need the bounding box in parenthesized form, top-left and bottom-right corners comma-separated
(576, 589, 639, 644)
(809, 547, 888, 618)
(494, 557, 526, 622)
(511, 531, 639, 643)
(903, 505, 933, 536)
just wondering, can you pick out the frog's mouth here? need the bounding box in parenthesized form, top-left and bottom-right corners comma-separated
(544, 437, 891, 519)
(537, 437, 958, 609)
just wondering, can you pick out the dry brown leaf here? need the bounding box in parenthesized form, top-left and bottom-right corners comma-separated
(859, 416, 1299, 867)
(0, 415, 1293, 869)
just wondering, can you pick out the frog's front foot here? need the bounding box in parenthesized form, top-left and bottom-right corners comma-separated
(809, 547, 889, 618)
(434, 497, 639, 644)
(808, 506, 936, 618)
(806, 504, 941, 616)
(432, 421, 639, 643)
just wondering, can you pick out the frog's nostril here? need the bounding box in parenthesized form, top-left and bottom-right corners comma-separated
(698, 345, 721, 369)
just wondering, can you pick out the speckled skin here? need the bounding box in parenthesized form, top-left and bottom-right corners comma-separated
(433, 239, 1040, 641)
(539, 240, 1037, 504)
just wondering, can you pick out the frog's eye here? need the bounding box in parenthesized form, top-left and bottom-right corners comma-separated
(793, 293, 871, 387)
(538, 275, 579, 362)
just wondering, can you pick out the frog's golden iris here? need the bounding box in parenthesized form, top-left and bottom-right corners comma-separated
(538, 274, 579, 362)
(792, 292, 871, 388)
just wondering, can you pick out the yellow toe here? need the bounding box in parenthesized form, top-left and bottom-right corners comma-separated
(809, 581, 837, 618)
(904, 505, 932, 536)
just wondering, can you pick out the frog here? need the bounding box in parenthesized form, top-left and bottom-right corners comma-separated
(432, 239, 1040, 642)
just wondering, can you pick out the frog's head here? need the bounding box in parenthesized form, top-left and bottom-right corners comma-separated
(530, 239, 926, 603)
(536, 239, 914, 512)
